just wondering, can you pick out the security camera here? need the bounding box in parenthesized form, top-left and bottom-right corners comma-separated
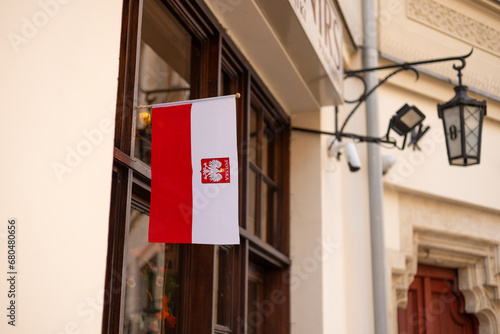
(344, 142, 361, 172)
(327, 140, 361, 172)
(382, 155, 396, 175)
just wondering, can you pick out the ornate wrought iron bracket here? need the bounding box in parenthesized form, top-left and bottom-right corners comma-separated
(293, 49, 474, 151)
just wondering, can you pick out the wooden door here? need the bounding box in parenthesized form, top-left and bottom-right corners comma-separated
(398, 264, 478, 334)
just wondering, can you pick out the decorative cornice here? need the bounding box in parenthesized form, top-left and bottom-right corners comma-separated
(462, 0, 500, 19)
(407, 0, 500, 56)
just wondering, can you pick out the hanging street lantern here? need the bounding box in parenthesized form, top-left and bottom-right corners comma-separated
(437, 63, 487, 166)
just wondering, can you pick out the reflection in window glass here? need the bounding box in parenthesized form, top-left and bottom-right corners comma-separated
(249, 107, 258, 166)
(221, 70, 235, 96)
(123, 208, 180, 334)
(247, 263, 264, 334)
(247, 170, 257, 234)
(247, 104, 283, 242)
(261, 182, 268, 241)
(261, 124, 271, 176)
(214, 246, 232, 327)
(261, 132, 267, 176)
(135, 0, 191, 165)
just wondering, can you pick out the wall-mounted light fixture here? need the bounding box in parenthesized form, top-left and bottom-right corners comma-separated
(293, 49, 486, 169)
(437, 62, 487, 166)
(390, 104, 426, 136)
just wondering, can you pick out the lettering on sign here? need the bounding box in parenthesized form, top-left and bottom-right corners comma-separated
(289, 0, 343, 91)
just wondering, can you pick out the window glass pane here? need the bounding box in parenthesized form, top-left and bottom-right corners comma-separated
(269, 188, 278, 245)
(247, 280, 260, 334)
(261, 182, 268, 241)
(221, 70, 235, 95)
(247, 263, 264, 334)
(261, 125, 269, 176)
(261, 184, 278, 244)
(214, 246, 232, 327)
(442, 106, 461, 159)
(135, 0, 191, 165)
(272, 189, 278, 239)
(249, 107, 258, 166)
(266, 119, 283, 181)
(247, 170, 257, 234)
(123, 208, 180, 334)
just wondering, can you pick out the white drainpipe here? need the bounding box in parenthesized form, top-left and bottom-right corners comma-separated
(361, 0, 390, 332)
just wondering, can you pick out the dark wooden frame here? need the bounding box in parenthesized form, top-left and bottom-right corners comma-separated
(103, 1, 291, 333)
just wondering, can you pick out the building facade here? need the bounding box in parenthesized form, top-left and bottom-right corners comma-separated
(376, 0, 500, 332)
(1, 0, 500, 333)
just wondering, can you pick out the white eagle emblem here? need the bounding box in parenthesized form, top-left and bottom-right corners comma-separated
(202, 159, 224, 182)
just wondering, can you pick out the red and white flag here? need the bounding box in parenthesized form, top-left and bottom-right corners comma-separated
(148, 95, 240, 244)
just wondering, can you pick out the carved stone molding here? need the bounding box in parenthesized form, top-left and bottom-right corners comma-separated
(407, 0, 500, 56)
(393, 227, 500, 332)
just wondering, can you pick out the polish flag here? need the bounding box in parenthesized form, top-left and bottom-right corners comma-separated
(148, 95, 240, 244)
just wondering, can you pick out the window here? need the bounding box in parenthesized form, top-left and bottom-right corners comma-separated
(123, 207, 181, 333)
(104, 1, 290, 333)
(135, 0, 192, 165)
(247, 263, 265, 334)
(247, 90, 286, 246)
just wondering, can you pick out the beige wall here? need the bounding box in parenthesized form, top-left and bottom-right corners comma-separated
(290, 111, 326, 334)
(290, 105, 375, 334)
(0, 0, 122, 332)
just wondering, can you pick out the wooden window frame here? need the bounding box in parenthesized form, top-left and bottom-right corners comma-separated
(103, 1, 291, 333)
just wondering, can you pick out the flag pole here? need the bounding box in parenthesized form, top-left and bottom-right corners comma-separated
(136, 93, 241, 110)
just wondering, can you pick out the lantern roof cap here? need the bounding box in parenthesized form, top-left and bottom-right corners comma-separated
(438, 85, 487, 119)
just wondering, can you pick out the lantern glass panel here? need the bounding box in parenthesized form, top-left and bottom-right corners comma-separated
(451, 157, 465, 165)
(464, 105, 481, 156)
(442, 106, 462, 158)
